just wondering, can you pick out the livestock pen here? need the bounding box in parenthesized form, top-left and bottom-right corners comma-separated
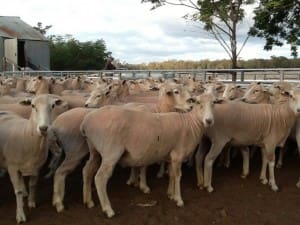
(0, 69, 300, 225)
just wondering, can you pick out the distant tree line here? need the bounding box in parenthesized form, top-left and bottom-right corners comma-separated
(122, 56, 300, 70)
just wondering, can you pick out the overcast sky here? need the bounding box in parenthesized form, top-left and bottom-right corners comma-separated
(2, 0, 292, 63)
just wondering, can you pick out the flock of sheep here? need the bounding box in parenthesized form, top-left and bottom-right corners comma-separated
(0, 74, 299, 223)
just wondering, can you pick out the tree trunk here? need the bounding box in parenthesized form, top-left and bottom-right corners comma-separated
(231, 56, 237, 82)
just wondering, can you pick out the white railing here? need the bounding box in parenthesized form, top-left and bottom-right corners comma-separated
(1, 68, 300, 83)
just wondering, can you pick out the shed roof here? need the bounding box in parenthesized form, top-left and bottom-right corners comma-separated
(0, 16, 48, 41)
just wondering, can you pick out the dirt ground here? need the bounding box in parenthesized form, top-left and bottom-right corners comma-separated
(1, 151, 300, 225)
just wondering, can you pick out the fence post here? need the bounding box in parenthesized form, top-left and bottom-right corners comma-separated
(203, 71, 207, 81)
(241, 71, 244, 82)
(280, 70, 284, 81)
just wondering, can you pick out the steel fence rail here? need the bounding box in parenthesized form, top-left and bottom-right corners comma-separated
(2, 68, 300, 83)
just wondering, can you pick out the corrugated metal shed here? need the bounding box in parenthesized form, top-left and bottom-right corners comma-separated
(0, 16, 47, 41)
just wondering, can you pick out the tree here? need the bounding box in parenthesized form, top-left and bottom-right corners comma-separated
(142, 0, 255, 81)
(50, 35, 110, 70)
(33, 22, 52, 35)
(249, 0, 300, 57)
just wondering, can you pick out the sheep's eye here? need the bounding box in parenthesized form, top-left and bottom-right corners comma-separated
(174, 90, 179, 94)
(96, 95, 101, 98)
(52, 104, 55, 109)
(187, 98, 195, 103)
(31, 104, 35, 108)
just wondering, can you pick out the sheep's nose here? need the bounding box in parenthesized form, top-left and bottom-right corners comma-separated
(39, 125, 48, 132)
(205, 118, 213, 125)
(85, 103, 88, 107)
(241, 98, 246, 102)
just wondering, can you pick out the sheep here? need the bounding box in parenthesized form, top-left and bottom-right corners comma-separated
(0, 94, 64, 223)
(80, 93, 216, 218)
(195, 90, 300, 193)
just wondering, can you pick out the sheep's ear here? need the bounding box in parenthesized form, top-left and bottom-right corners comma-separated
(19, 98, 32, 105)
(173, 78, 179, 83)
(214, 98, 225, 104)
(216, 85, 223, 91)
(122, 80, 126, 85)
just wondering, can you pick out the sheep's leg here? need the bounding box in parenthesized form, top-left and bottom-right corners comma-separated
(267, 149, 278, 191)
(94, 151, 123, 218)
(296, 178, 300, 188)
(260, 150, 268, 184)
(295, 119, 300, 157)
(156, 162, 165, 178)
(53, 155, 85, 212)
(167, 163, 175, 199)
(250, 146, 258, 158)
(186, 154, 194, 168)
(204, 141, 226, 193)
(126, 167, 139, 187)
(82, 142, 101, 209)
(240, 147, 250, 178)
(223, 147, 231, 168)
(28, 175, 38, 208)
(139, 166, 150, 194)
(195, 143, 209, 189)
(45, 138, 63, 179)
(7, 167, 26, 223)
(170, 156, 183, 207)
(276, 146, 286, 169)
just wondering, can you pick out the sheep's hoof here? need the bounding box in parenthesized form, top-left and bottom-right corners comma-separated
(86, 201, 95, 209)
(276, 164, 282, 169)
(141, 186, 150, 194)
(156, 172, 164, 179)
(16, 211, 26, 224)
(224, 163, 230, 168)
(240, 173, 248, 179)
(198, 184, 204, 190)
(55, 202, 64, 213)
(167, 193, 174, 200)
(260, 178, 268, 185)
(126, 180, 138, 187)
(206, 186, 214, 193)
(104, 208, 115, 218)
(176, 199, 184, 207)
(28, 201, 36, 209)
(269, 183, 279, 192)
(296, 180, 300, 189)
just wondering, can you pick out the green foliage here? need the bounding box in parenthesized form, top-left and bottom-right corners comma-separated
(250, 0, 300, 57)
(49, 35, 111, 70)
(127, 56, 300, 69)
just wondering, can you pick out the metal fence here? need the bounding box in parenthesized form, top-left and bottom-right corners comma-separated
(2, 68, 300, 83)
